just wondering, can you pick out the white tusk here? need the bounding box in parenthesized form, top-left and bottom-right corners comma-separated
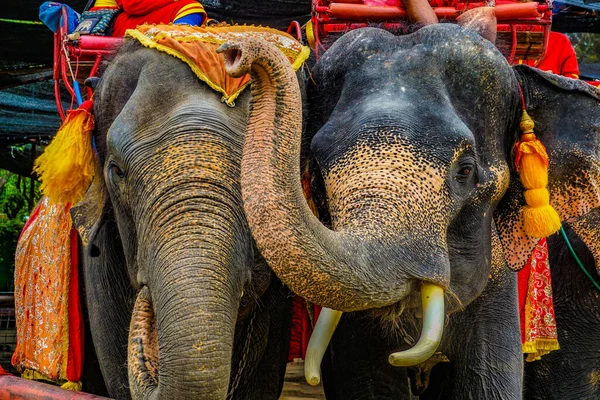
(388, 282, 444, 367)
(304, 308, 343, 386)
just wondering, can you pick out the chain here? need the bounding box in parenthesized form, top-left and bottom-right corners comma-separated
(226, 308, 256, 400)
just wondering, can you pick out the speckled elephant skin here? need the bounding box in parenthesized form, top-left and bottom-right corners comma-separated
(224, 24, 600, 400)
(70, 40, 295, 400)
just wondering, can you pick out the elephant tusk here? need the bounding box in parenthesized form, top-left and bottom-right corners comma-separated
(304, 308, 343, 386)
(388, 282, 444, 367)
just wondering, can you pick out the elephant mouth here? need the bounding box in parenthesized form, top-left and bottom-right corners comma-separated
(374, 294, 415, 323)
(305, 282, 449, 386)
(128, 286, 160, 393)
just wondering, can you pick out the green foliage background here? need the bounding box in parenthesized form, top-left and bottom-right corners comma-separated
(567, 33, 600, 64)
(0, 158, 41, 292)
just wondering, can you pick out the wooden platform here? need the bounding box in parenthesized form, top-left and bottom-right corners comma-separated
(280, 360, 325, 400)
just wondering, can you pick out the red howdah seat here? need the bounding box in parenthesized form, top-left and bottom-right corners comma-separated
(52, 6, 305, 120)
(54, 1, 553, 119)
(54, 6, 123, 120)
(307, 0, 552, 63)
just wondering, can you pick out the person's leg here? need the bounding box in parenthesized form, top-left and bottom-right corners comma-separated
(406, 0, 438, 25)
(173, 1, 207, 26)
(173, 13, 204, 27)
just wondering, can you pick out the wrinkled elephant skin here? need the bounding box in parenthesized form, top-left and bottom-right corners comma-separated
(226, 24, 600, 399)
(71, 41, 294, 400)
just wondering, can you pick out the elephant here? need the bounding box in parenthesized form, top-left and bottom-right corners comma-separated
(70, 37, 299, 399)
(218, 18, 600, 400)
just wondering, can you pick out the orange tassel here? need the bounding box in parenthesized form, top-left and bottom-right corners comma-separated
(514, 109, 561, 238)
(34, 100, 96, 205)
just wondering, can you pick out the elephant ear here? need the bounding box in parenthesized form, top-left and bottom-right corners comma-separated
(71, 161, 136, 399)
(71, 162, 107, 249)
(495, 65, 600, 272)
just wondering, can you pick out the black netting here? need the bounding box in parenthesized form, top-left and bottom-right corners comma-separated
(0, 295, 17, 375)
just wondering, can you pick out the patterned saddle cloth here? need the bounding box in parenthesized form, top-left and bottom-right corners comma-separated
(126, 24, 310, 106)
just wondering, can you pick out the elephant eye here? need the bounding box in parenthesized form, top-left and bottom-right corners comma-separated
(108, 161, 125, 179)
(455, 163, 476, 184)
(459, 167, 472, 176)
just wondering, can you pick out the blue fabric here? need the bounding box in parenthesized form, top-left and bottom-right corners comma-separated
(39, 2, 80, 33)
(75, 8, 120, 36)
(553, 0, 600, 12)
(173, 13, 204, 27)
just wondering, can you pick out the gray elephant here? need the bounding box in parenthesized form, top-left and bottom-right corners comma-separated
(70, 34, 304, 399)
(219, 18, 600, 400)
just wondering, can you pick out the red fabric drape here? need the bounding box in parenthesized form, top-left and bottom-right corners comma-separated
(288, 297, 314, 362)
(66, 228, 83, 383)
(517, 238, 559, 361)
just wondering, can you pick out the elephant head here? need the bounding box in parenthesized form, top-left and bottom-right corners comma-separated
(220, 22, 600, 384)
(71, 40, 287, 399)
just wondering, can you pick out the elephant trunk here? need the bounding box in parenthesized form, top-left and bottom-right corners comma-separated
(220, 38, 446, 312)
(128, 235, 243, 399)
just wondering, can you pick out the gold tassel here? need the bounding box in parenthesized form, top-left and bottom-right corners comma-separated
(514, 110, 561, 238)
(21, 369, 51, 382)
(34, 100, 96, 205)
(60, 380, 83, 391)
(21, 369, 58, 385)
(22, 369, 83, 390)
(523, 339, 560, 362)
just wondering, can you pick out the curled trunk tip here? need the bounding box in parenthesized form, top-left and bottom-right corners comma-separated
(218, 39, 268, 78)
(128, 286, 159, 398)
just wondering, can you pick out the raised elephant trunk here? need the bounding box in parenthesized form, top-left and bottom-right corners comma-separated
(219, 38, 446, 372)
(219, 39, 425, 312)
(128, 222, 244, 399)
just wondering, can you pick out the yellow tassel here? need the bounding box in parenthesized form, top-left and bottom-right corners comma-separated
(514, 110, 561, 238)
(34, 100, 96, 205)
(60, 380, 83, 391)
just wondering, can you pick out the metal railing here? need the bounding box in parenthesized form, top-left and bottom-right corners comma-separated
(0, 293, 17, 375)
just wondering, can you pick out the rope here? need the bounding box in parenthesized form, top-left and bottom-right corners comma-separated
(0, 18, 43, 25)
(559, 227, 600, 293)
(83, 0, 96, 12)
(517, 82, 526, 111)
